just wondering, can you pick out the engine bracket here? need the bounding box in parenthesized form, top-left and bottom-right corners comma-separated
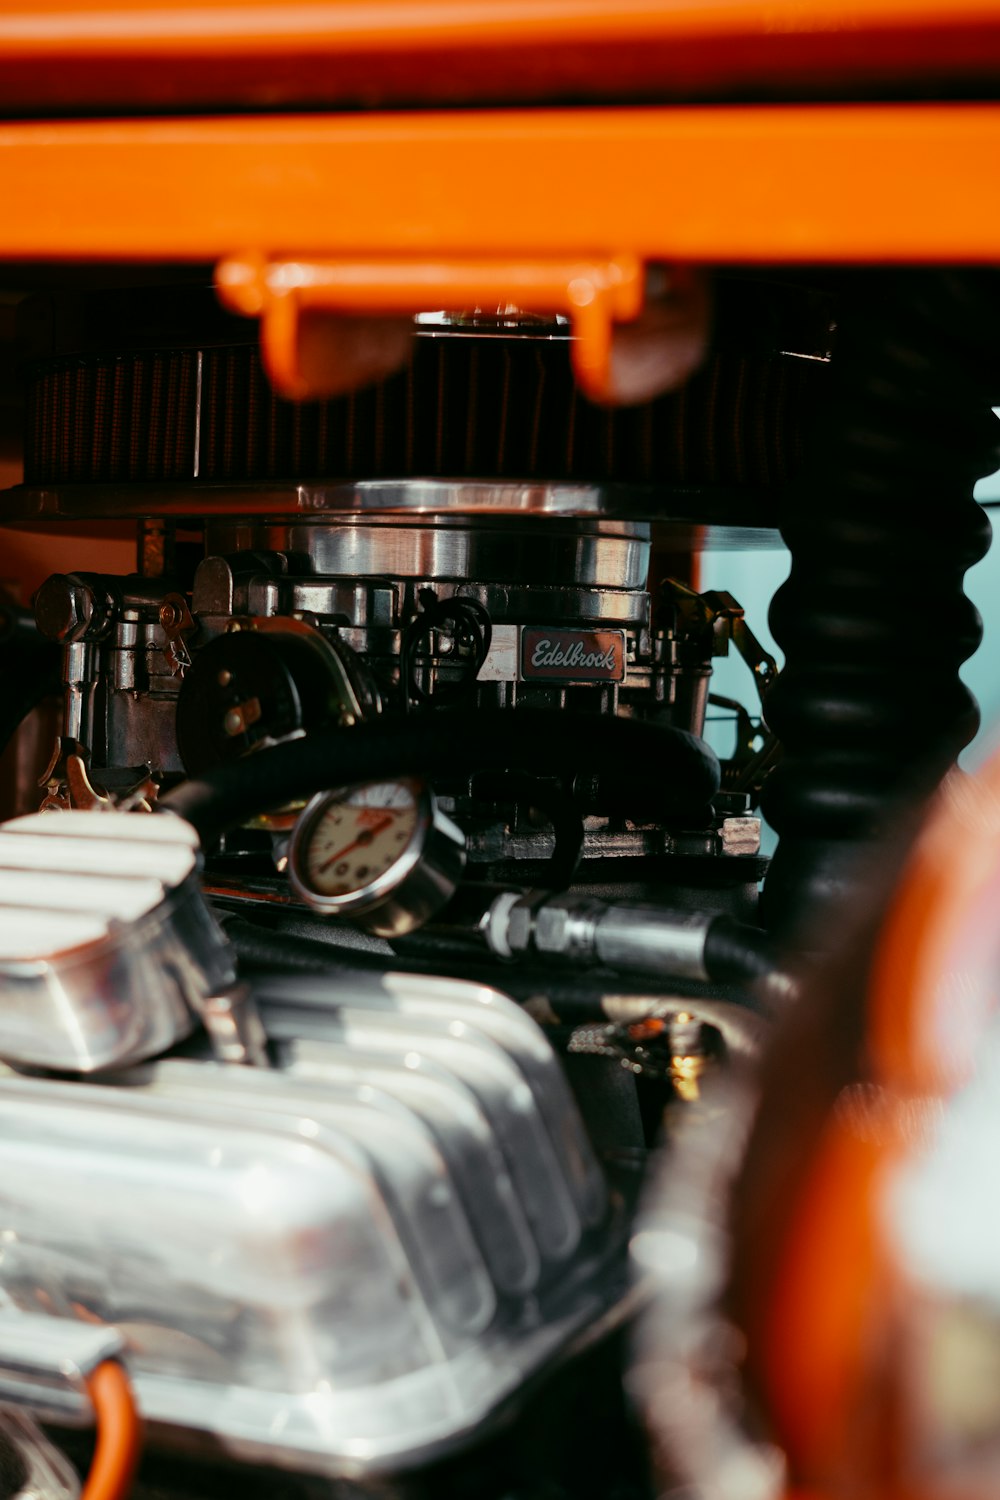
(215, 251, 646, 403)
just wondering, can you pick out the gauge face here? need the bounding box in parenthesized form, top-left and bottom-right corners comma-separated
(288, 776, 465, 935)
(301, 781, 420, 899)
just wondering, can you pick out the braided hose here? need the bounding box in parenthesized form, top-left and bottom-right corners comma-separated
(760, 271, 1000, 933)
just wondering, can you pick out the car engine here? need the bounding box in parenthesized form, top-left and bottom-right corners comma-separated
(0, 287, 810, 1500)
(1, 35, 1000, 1498)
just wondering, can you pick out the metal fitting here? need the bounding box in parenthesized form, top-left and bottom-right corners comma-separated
(503, 895, 538, 957)
(485, 890, 714, 982)
(34, 573, 114, 644)
(533, 897, 605, 961)
(719, 815, 761, 857)
(593, 905, 713, 982)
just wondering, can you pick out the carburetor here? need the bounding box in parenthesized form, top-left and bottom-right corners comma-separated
(29, 512, 773, 905)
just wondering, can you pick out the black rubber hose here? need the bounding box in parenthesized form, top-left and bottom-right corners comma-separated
(163, 708, 720, 847)
(703, 917, 776, 985)
(218, 915, 391, 976)
(760, 270, 1000, 933)
(224, 916, 773, 1033)
(471, 769, 585, 888)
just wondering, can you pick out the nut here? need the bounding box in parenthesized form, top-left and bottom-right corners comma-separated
(534, 898, 602, 960)
(534, 902, 573, 955)
(34, 574, 101, 643)
(504, 900, 535, 956)
(719, 815, 761, 857)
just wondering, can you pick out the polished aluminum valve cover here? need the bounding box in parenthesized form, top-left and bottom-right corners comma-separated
(0, 973, 623, 1475)
(0, 810, 235, 1071)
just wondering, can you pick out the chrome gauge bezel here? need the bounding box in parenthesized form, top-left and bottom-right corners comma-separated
(286, 777, 466, 937)
(287, 778, 429, 916)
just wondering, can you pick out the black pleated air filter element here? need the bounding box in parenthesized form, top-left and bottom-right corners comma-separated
(23, 333, 824, 490)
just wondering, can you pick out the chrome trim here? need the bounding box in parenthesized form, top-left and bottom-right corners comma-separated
(0, 478, 779, 532)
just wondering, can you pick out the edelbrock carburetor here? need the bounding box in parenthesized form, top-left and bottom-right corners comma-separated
(30, 502, 772, 891)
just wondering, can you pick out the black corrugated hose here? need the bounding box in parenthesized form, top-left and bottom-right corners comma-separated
(761, 271, 1000, 934)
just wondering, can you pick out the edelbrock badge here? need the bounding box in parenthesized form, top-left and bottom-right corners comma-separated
(519, 628, 626, 683)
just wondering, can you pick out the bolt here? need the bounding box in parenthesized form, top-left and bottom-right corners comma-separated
(719, 816, 761, 857)
(535, 897, 601, 960)
(535, 902, 573, 955)
(504, 900, 534, 956)
(34, 574, 102, 643)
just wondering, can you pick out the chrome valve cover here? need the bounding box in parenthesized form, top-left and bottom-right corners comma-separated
(0, 810, 235, 1072)
(0, 973, 623, 1475)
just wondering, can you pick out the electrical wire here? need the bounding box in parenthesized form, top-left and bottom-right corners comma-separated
(81, 1361, 141, 1500)
(470, 769, 585, 888)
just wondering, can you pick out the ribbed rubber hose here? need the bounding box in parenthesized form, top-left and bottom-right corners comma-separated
(760, 271, 1000, 933)
(162, 708, 719, 848)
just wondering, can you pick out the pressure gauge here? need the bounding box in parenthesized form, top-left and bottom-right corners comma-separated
(287, 778, 466, 937)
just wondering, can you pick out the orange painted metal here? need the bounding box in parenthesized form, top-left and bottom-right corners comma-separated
(868, 762, 1000, 1098)
(10, 0, 1000, 50)
(762, 1113, 892, 1486)
(0, 107, 998, 268)
(760, 751, 1000, 1497)
(2, 2, 1000, 111)
(216, 252, 644, 402)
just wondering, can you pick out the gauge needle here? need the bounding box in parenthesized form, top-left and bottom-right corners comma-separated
(318, 814, 397, 872)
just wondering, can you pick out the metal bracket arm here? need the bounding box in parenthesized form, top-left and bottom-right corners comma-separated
(216, 252, 645, 404)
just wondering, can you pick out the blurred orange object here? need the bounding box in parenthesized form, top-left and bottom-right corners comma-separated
(1, 108, 1000, 267)
(1, 1, 1000, 111)
(757, 750, 1000, 1499)
(82, 1362, 142, 1500)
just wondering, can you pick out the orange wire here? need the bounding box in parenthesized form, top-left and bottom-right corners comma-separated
(81, 1361, 142, 1500)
